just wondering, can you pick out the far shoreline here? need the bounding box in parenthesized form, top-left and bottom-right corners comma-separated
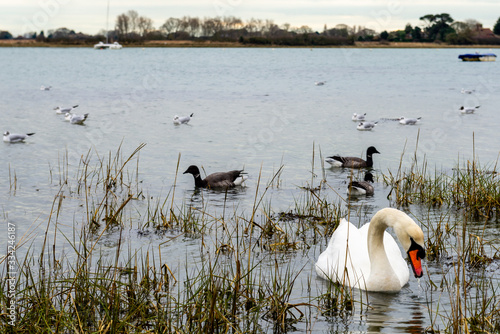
(0, 39, 499, 49)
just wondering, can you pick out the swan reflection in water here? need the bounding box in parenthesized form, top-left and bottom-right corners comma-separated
(365, 291, 426, 334)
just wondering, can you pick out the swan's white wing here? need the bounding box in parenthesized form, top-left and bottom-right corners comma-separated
(316, 219, 370, 289)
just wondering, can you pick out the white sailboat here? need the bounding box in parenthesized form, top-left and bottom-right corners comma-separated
(94, 1, 123, 50)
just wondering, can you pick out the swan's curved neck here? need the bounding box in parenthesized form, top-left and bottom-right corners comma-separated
(366, 212, 401, 291)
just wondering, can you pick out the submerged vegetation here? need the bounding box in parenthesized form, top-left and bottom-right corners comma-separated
(1, 144, 499, 332)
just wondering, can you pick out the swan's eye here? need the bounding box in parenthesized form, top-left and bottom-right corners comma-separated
(409, 237, 426, 259)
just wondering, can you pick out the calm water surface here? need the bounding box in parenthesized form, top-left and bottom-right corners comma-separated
(1, 47, 499, 332)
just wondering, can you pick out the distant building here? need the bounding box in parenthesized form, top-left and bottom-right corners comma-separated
(471, 24, 499, 43)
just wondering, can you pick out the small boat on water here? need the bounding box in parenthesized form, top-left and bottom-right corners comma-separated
(94, 41, 123, 50)
(458, 53, 496, 62)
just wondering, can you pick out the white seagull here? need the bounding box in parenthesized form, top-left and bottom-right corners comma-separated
(40, 85, 52, 91)
(54, 105, 79, 114)
(357, 121, 377, 131)
(352, 113, 366, 121)
(461, 88, 475, 94)
(398, 117, 421, 125)
(3, 131, 35, 143)
(65, 112, 89, 124)
(173, 113, 193, 125)
(459, 106, 480, 114)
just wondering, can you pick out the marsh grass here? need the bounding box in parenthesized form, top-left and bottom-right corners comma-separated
(0, 144, 355, 333)
(383, 145, 500, 220)
(2, 143, 499, 333)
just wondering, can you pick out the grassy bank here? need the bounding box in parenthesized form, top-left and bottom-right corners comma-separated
(1, 39, 499, 48)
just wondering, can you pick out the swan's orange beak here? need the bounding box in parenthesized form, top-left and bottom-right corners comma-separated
(408, 249, 423, 278)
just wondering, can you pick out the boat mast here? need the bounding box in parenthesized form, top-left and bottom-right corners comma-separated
(106, 0, 110, 43)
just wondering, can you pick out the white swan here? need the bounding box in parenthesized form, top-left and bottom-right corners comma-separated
(173, 113, 193, 125)
(315, 208, 425, 292)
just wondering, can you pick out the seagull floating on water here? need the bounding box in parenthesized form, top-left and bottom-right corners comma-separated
(183, 165, 248, 189)
(352, 113, 366, 121)
(40, 85, 52, 91)
(459, 106, 480, 114)
(65, 112, 89, 124)
(54, 105, 79, 114)
(461, 88, 475, 94)
(315, 81, 326, 86)
(3, 131, 35, 143)
(357, 121, 377, 131)
(398, 117, 421, 125)
(173, 113, 193, 125)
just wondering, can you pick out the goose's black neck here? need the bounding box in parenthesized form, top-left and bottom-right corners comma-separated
(365, 154, 374, 167)
(189, 173, 205, 187)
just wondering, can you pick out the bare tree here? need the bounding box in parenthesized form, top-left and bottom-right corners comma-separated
(282, 23, 291, 32)
(161, 17, 181, 35)
(137, 16, 154, 36)
(295, 25, 313, 34)
(201, 18, 216, 36)
(187, 17, 200, 36)
(115, 13, 130, 35)
(128, 10, 139, 33)
(465, 19, 482, 30)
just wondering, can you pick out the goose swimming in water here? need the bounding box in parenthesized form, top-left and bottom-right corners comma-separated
(3, 131, 35, 143)
(315, 208, 426, 292)
(357, 121, 377, 131)
(398, 117, 421, 125)
(183, 165, 248, 189)
(347, 172, 374, 196)
(173, 113, 193, 125)
(325, 146, 380, 168)
(54, 105, 79, 114)
(459, 106, 480, 114)
(352, 113, 366, 121)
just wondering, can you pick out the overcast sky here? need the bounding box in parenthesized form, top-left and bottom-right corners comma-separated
(1, 0, 499, 37)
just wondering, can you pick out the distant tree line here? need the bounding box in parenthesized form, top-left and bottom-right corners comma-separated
(379, 14, 500, 45)
(2, 12, 500, 46)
